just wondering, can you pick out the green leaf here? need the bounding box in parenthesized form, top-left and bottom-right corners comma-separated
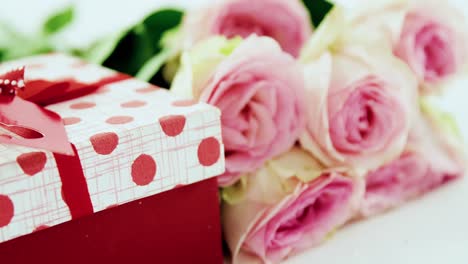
(302, 0, 334, 27)
(43, 6, 75, 35)
(136, 48, 172, 81)
(0, 49, 5, 61)
(103, 25, 155, 76)
(78, 31, 127, 64)
(162, 54, 181, 84)
(1, 37, 53, 61)
(142, 9, 184, 49)
(0, 21, 25, 47)
(102, 8, 183, 77)
(135, 26, 183, 83)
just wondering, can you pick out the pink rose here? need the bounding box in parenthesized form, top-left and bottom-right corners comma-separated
(300, 44, 417, 172)
(359, 100, 465, 217)
(183, 0, 312, 57)
(171, 36, 306, 186)
(222, 148, 363, 263)
(346, 0, 468, 92)
(394, 0, 468, 89)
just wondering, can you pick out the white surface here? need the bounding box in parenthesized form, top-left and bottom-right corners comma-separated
(1, 0, 468, 263)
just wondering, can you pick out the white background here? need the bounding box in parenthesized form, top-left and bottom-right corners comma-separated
(1, 0, 468, 263)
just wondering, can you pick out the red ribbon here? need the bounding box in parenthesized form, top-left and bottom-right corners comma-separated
(54, 144, 94, 218)
(0, 65, 128, 219)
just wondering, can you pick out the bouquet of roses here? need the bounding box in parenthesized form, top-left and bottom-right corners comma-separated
(2, 0, 466, 263)
(166, 0, 467, 263)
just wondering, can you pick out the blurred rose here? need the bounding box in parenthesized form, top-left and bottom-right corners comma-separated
(183, 0, 312, 57)
(360, 98, 466, 217)
(346, 0, 468, 92)
(299, 7, 418, 174)
(171, 35, 306, 186)
(222, 148, 363, 263)
(395, 0, 467, 88)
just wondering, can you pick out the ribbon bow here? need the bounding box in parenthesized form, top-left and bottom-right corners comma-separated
(0, 60, 129, 220)
(0, 66, 25, 95)
(0, 67, 73, 155)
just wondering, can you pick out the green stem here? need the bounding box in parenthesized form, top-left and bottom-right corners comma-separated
(135, 48, 173, 81)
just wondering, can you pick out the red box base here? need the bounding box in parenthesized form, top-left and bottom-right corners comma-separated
(0, 178, 223, 264)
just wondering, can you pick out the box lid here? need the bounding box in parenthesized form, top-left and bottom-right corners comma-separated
(0, 54, 224, 243)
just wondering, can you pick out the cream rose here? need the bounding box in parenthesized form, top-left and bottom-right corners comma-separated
(299, 7, 418, 174)
(222, 147, 363, 263)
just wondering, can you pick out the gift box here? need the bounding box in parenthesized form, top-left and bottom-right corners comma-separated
(0, 54, 225, 263)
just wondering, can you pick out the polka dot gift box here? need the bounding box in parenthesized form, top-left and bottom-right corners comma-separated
(0, 54, 225, 264)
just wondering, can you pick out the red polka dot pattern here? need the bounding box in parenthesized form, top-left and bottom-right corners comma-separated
(0, 195, 14, 228)
(95, 87, 110, 94)
(33, 225, 49, 232)
(106, 204, 119, 209)
(159, 115, 186, 137)
(71, 61, 88, 68)
(90, 132, 119, 155)
(27, 63, 45, 69)
(0, 55, 226, 240)
(197, 137, 221, 166)
(106, 116, 134, 125)
(16, 152, 47, 176)
(70, 102, 96, 109)
(131, 154, 157, 186)
(135, 86, 160, 93)
(172, 99, 197, 107)
(173, 184, 185, 189)
(121, 100, 147, 108)
(63, 117, 81, 126)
